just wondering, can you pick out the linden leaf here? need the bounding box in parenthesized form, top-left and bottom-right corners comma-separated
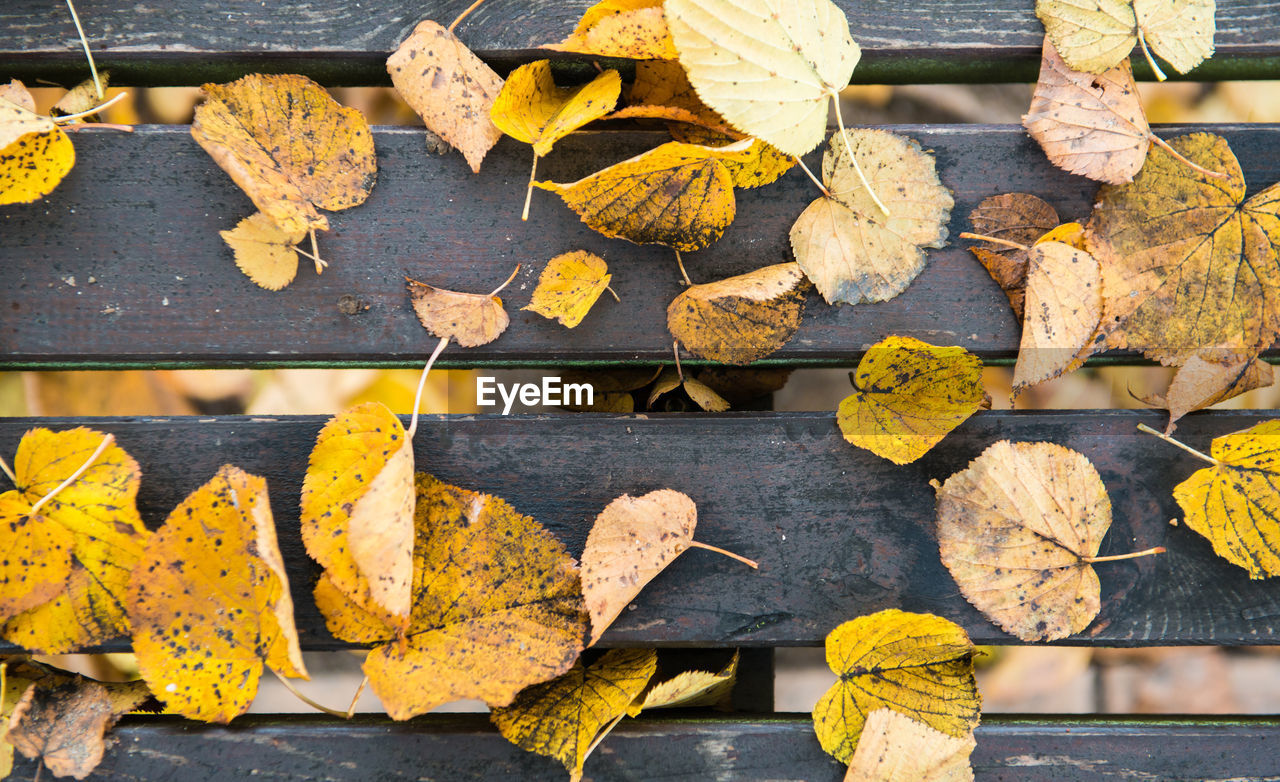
(0, 493, 73, 623)
(812, 609, 980, 763)
(667, 262, 808, 365)
(837, 336, 986, 465)
(665, 0, 860, 157)
(1036, 0, 1215, 79)
(792, 130, 953, 305)
(219, 212, 306, 291)
(191, 73, 377, 237)
(647, 368, 730, 412)
(405, 272, 514, 348)
(1145, 355, 1275, 433)
(523, 251, 616, 328)
(627, 60, 724, 128)
(0, 81, 75, 206)
(627, 650, 738, 716)
(300, 401, 414, 631)
(1012, 241, 1104, 393)
(2, 428, 148, 653)
(967, 193, 1062, 319)
(667, 125, 796, 189)
(844, 709, 976, 782)
(581, 490, 755, 645)
(491, 648, 657, 782)
(7, 675, 149, 780)
(387, 20, 504, 174)
(546, 0, 677, 59)
(128, 465, 307, 723)
(490, 60, 620, 155)
(1087, 133, 1280, 365)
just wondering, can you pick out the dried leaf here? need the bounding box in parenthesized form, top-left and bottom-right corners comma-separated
(492, 649, 657, 782)
(0, 495, 72, 623)
(628, 650, 738, 716)
(7, 676, 149, 780)
(524, 251, 614, 328)
(667, 262, 808, 365)
(128, 465, 307, 723)
(51, 74, 109, 119)
(627, 61, 723, 128)
(667, 125, 796, 189)
(491, 61, 620, 157)
(387, 20, 504, 173)
(666, 0, 860, 156)
(844, 709, 976, 782)
(1036, 0, 1215, 77)
(220, 212, 306, 291)
(647, 369, 730, 412)
(1148, 355, 1275, 433)
(546, 0, 677, 59)
(0, 81, 75, 206)
(812, 609, 980, 763)
(406, 277, 511, 347)
(967, 193, 1061, 319)
(1012, 241, 1104, 392)
(837, 336, 986, 465)
(191, 73, 376, 236)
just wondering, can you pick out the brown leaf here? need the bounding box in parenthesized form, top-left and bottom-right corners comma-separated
(667, 263, 808, 365)
(406, 275, 511, 348)
(7, 677, 149, 780)
(1146, 355, 1275, 433)
(967, 193, 1061, 319)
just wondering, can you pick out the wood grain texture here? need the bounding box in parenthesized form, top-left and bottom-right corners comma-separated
(3, 124, 1279, 369)
(2, 410, 1280, 651)
(2, 0, 1279, 85)
(9, 714, 1280, 781)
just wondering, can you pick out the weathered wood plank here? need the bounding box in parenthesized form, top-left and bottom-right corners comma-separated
(11, 714, 1280, 781)
(2, 410, 1279, 651)
(3, 124, 1279, 369)
(2, 0, 1279, 85)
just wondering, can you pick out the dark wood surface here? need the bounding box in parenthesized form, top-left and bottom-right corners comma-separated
(3, 0, 1279, 85)
(3, 124, 1279, 369)
(10, 714, 1280, 781)
(3, 410, 1280, 651)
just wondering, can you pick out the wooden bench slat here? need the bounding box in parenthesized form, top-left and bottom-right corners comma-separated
(3, 0, 1279, 85)
(2, 410, 1280, 650)
(3, 124, 1279, 369)
(11, 714, 1280, 781)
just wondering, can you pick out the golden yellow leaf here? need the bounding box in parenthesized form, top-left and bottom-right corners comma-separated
(837, 336, 985, 465)
(1087, 133, 1280, 365)
(627, 60, 723, 128)
(667, 125, 795, 189)
(1013, 241, 1104, 393)
(0, 493, 72, 623)
(7, 674, 149, 780)
(667, 262, 808, 365)
(219, 212, 306, 291)
(2, 428, 149, 653)
(51, 74, 109, 119)
(492, 648, 657, 782)
(300, 401, 415, 631)
(1147, 355, 1275, 433)
(491, 61, 620, 158)
(547, 0, 677, 60)
(128, 465, 307, 723)
(387, 20, 504, 173)
(406, 275, 511, 347)
(1036, 0, 1215, 78)
(627, 650, 737, 716)
(665, 0, 860, 157)
(812, 609, 980, 763)
(523, 251, 615, 328)
(0, 81, 75, 206)
(967, 193, 1062, 320)
(844, 709, 976, 782)
(191, 73, 377, 236)
(1036, 221, 1088, 249)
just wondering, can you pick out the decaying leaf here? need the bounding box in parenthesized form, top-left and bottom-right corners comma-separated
(647, 368, 730, 412)
(1087, 133, 1280, 365)
(967, 193, 1062, 319)
(7, 675, 149, 780)
(50, 74, 109, 120)
(791, 130, 953, 305)
(837, 336, 986, 465)
(128, 465, 307, 723)
(523, 251, 616, 328)
(387, 20, 505, 173)
(628, 650, 738, 715)
(491, 60, 620, 158)
(667, 125, 796, 189)
(581, 489, 754, 645)
(936, 440, 1162, 641)
(0, 80, 76, 206)
(667, 262, 808, 365)
(492, 649, 657, 782)
(844, 708, 976, 782)
(405, 270, 516, 347)
(1012, 241, 1104, 392)
(546, 0, 677, 59)
(1036, 0, 1216, 79)
(1146, 355, 1275, 433)
(812, 609, 980, 763)
(191, 73, 376, 236)
(219, 212, 307, 291)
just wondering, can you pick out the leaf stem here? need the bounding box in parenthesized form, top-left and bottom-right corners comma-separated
(604, 285, 620, 303)
(793, 156, 831, 197)
(0, 453, 15, 486)
(1137, 422, 1219, 465)
(309, 229, 326, 274)
(60, 121, 133, 133)
(1149, 134, 1228, 179)
(689, 540, 759, 569)
(958, 231, 1028, 252)
(672, 339, 684, 382)
(674, 249, 692, 286)
(1083, 546, 1166, 564)
(582, 713, 626, 766)
(829, 94, 890, 217)
(270, 669, 352, 719)
(408, 336, 450, 440)
(1136, 27, 1168, 82)
(50, 91, 127, 123)
(29, 433, 113, 516)
(522, 153, 538, 222)
(448, 0, 488, 33)
(64, 0, 103, 100)
(346, 675, 369, 718)
(489, 263, 522, 297)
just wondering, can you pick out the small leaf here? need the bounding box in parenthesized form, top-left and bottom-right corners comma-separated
(843, 709, 976, 782)
(648, 368, 730, 412)
(1036, 0, 1215, 77)
(524, 251, 614, 328)
(1012, 241, 1104, 393)
(667, 262, 808, 365)
(491, 61, 620, 158)
(51, 73, 110, 119)
(406, 276, 512, 347)
(7, 675, 149, 780)
(546, 0, 677, 59)
(220, 212, 306, 291)
(628, 650, 738, 716)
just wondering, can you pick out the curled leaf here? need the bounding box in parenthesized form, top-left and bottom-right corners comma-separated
(7, 676, 149, 780)
(1012, 241, 1104, 393)
(628, 651, 738, 716)
(491, 61, 620, 158)
(667, 262, 808, 365)
(1147, 355, 1275, 433)
(967, 193, 1062, 319)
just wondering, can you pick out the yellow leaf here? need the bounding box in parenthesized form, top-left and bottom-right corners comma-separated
(668, 124, 795, 189)
(387, 20, 504, 173)
(7, 674, 149, 780)
(564, 391, 636, 413)
(0, 81, 75, 206)
(837, 336, 985, 465)
(844, 709, 976, 782)
(492, 648, 657, 782)
(665, 0, 860, 157)
(647, 368, 730, 412)
(627, 61, 724, 128)
(1147, 355, 1275, 433)
(405, 276, 511, 347)
(219, 212, 306, 291)
(667, 262, 808, 364)
(1036, 0, 1215, 78)
(491, 61, 620, 158)
(0, 493, 73, 623)
(547, 0, 677, 60)
(128, 465, 307, 723)
(966, 193, 1062, 320)
(523, 251, 614, 328)
(627, 650, 737, 716)
(300, 401, 415, 631)
(812, 609, 980, 763)
(191, 73, 377, 236)
(1036, 221, 1087, 249)
(1012, 241, 1104, 393)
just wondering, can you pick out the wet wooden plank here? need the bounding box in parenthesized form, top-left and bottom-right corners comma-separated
(2, 409, 1279, 651)
(3, 124, 1279, 369)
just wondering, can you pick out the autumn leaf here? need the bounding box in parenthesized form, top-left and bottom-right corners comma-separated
(1144, 355, 1275, 433)
(667, 262, 808, 365)
(647, 368, 730, 412)
(387, 19, 504, 174)
(967, 193, 1062, 319)
(843, 709, 976, 782)
(524, 251, 617, 328)
(546, 0, 676, 59)
(492, 648, 657, 782)
(1036, 0, 1216, 80)
(693, 368, 793, 405)
(1012, 241, 1104, 393)
(0, 80, 76, 206)
(812, 609, 980, 763)
(128, 465, 307, 723)
(667, 125, 796, 189)
(1086, 133, 1280, 365)
(219, 212, 308, 291)
(627, 60, 723, 128)
(627, 650, 738, 715)
(935, 440, 1163, 641)
(405, 266, 519, 347)
(191, 74, 376, 240)
(565, 392, 635, 413)
(837, 336, 985, 465)
(50, 73, 110, 120)
(581, 490, 755, 645)
(7, 675, 149, 780)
